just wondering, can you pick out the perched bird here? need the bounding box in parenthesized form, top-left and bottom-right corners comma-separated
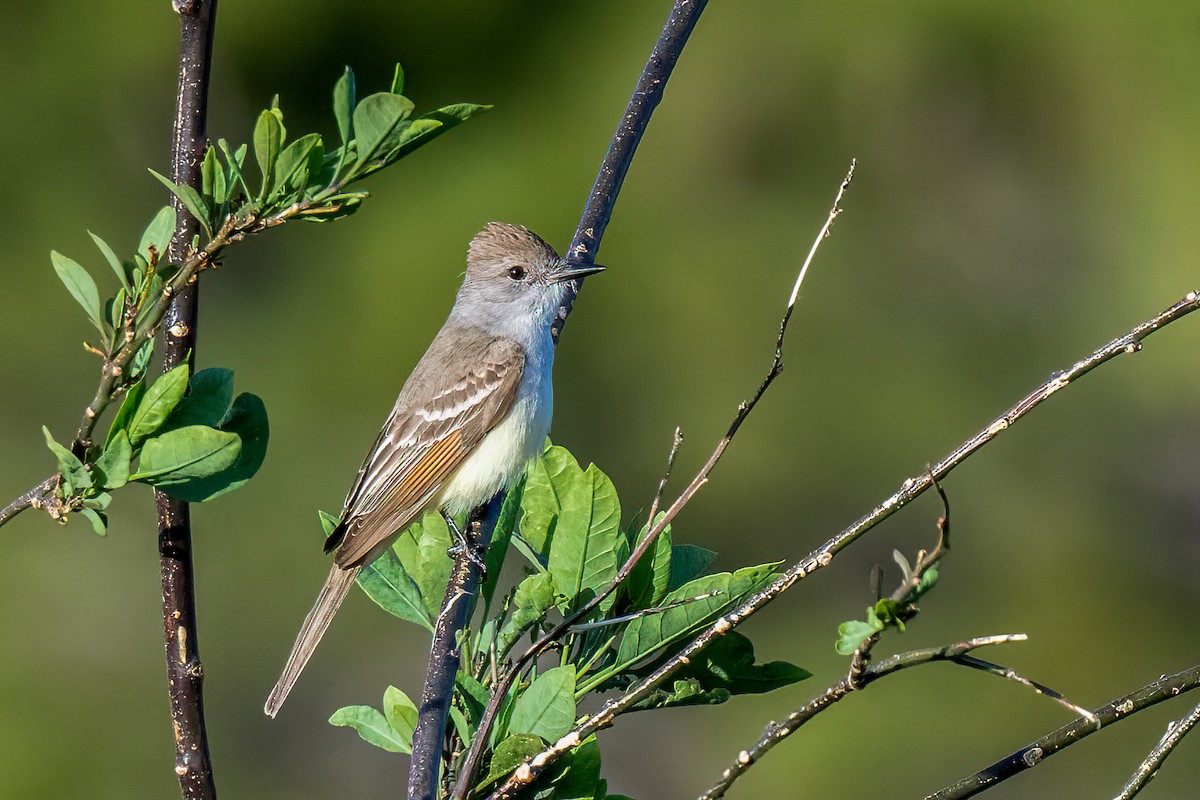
(265, 222, 602, 717)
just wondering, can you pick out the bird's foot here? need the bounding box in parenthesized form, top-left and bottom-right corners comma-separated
(443, 511, 488, 574)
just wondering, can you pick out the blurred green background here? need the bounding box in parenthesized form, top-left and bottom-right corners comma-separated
(1, 1, 1198, 798)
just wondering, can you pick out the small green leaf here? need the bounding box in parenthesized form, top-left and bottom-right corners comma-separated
(352, 92, 416, 172)
(88, 231, 129, 289)
(835, 614, 884, 655)
(667, 544, 717, 591)
(329, 705, 410, 754)
(678, 631, 810, 695)
(508, 665, 577, 743)
(389, 63, 405, 95)
(94, 430, 132, 489)
(357, 546, 433, 632)
(272, 133, 322, 198)
(106, 379, 146, 448)
(146, 393, 269, 502)
(615, 563, 778, 669)
(163, 368, 234, 430)
(381, 103, 491, 165)
(253, 109, 283, 199)
(496, 572, 557, 655)
(547, 462, 623, 613)
(217, 139, 251, 197)
(482, 475, 526, 609)
(42, 426, 90, 491)
(51, 251, 105, 335)
(391, 512, 454, 620)
(481, 734, 546, 788)
(627, 514, 673, 610)
(148, 170, 212, 238)
(79, 507, 108, 537)
(201, 146, 228, 207)
(318, 509, 340, 537)
(382, 685, 418, 747)
(630, 677, 730, 712)
(137, 206, 176, 262)
(130, 425, 241, 484)
(542, 734, 602, 800)
(128, 363, 191, 445)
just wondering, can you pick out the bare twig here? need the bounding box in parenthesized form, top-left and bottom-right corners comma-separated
(1112, 700, 1200, 800)
(157, 2, 218, 798)
(408, 499, 503, 800)
(647, 427, 684, 525)
(0, 477, 58, 527)
(698, 634, 1028, 800)
(927, 665, 1200, 800)
(484, 289, 1200, 800)
(458, 160, 853, 799)
(953, 655, 1098, 726)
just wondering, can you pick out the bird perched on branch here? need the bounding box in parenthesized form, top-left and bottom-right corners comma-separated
(265, 222, 603, 717)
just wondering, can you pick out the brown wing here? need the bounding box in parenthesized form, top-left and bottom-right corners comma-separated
(330, 338, 524, 568)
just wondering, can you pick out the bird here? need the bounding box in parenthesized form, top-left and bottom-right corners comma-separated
(264, 222, 603, 717)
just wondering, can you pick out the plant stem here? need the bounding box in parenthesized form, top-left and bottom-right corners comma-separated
(483, 289, 1200, 800)
(927, 665, 1200, 800)
(158, 2, 218, 798)
(408, 498, 502, 800)
(1112, 700, 1200, 800)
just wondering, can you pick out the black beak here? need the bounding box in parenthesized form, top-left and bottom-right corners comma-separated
(550, 262, 606, 283)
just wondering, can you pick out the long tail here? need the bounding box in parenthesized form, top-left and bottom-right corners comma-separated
(264, 564, 361, 718)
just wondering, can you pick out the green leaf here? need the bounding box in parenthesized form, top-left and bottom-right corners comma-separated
(540, 735, 602, 800)
(137, 206, 177, 265)
(352, 93, 416, 171)
(496, 572, 557, 655)
(626, 514, 673, 610)
(163, 368, 234, 430)
(667, 544, 717, 591)
(318, 509, 340, 537)
(130, 425, 241, 484)
(357, 546, 433, 632)
(629, 677, 730, 712)
(547, 463, 622, 613)
(482, 475, 526, 609)
(382, 685, 418, 747)
(217, 139, 251, 197)
(272, 133, 322, 197)
(128, 363, 190, 445)
(508, 665, 577, 743)
(392, 511, 454, 620)
(615, 563, 778, 669)
(42, 426, 90, 491)
(329, 705, 410, 754)
(79, 507, 108, 537)
(105, 379, 146, 448)
(253, 109, 284, 199)
(148, 170, 212, 238)
(201, 146, 227, 207)
(50, 251, 105, 335)
(382, 103, 491, 165)
(148, 393, 269, 502)
(678, 631, 810, 695)
(94, 430, 132, 489)
(481, 734, 546, 788)
(88, 231, 128, 289)
(129, 340, 154, 381)
(389, 63, 405, 95)
(835, 613, 884, 656)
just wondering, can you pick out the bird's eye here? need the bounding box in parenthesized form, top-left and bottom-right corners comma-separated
(507, 266, 526, 281)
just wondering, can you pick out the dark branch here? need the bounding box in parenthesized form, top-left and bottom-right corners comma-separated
(1113, 699, 1200, 800)
(485, 289, 1200, 799)
(698, 635, 1028, 800)
(0, 477, 57, 527)
(408, 498, 502, 800)
(927, 664, 1200, 800)
(158, 2, 218, 798)
(450, 1, 713, 795)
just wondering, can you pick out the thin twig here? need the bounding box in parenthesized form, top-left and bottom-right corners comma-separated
(157, 2, 218, 798)
(408, 498, 502, 800)
(448, 1, 715, 794)
(0, 477, 57, 527)
(952, 655, 1098, 726)
(698, 634, 1027, 800)
(459, 160, 853, 799)
(1112, 700, 1200, 800)
(927, 665, 1200, 800)
(646, 427, 684, 525)
(484, 289, 1200, 800)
